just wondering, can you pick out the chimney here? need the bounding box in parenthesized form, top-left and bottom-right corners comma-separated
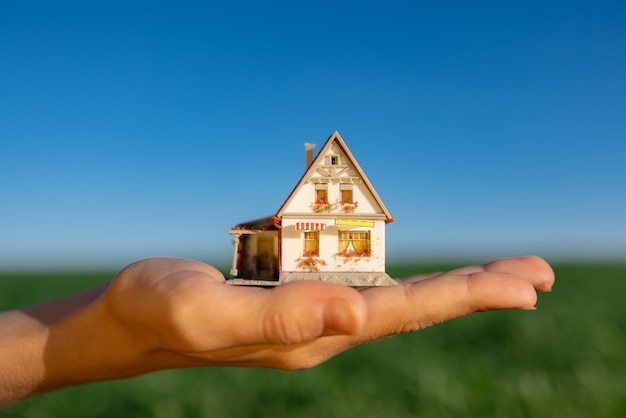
(304, 143, 315, 170)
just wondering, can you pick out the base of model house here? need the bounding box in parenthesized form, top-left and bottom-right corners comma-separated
(227, 271, 397, 287)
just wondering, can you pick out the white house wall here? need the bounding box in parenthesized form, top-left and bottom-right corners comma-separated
(281, 218, 386, 273)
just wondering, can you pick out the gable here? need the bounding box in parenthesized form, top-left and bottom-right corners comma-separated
(275, 131, 393, 222)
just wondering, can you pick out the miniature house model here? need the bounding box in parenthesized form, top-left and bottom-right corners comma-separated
(227, 131, 397, 287)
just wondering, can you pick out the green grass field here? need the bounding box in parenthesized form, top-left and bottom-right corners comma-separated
(1, 264, 624, 418)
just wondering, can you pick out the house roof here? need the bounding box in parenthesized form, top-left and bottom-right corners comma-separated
(275, 131, 394, 222)
(229, 216, 278, 233)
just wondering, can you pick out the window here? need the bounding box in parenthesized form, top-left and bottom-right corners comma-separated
(315, 183, 328, 203)
(303, 231, 320, 256)
(338, 231, 371, 257)
(326, 155, 340, 165)
(340, 183, 353, 203)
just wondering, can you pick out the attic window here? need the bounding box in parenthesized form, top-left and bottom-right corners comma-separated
(326, 155, 340, 165)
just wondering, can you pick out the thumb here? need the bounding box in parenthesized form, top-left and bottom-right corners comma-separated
(211, 281, 368, 347)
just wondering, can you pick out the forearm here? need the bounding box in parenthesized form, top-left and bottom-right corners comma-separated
(0, 283, 141, 406)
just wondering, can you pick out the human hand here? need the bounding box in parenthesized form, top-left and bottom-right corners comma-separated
(1, 256, 553, 404)
(85, 256, 554, 374)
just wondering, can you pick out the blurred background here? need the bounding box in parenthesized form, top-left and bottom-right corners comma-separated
(1, 0, 624, 270)
(1, 1, 624, 416)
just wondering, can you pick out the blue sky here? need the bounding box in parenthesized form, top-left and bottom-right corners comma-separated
(1, 1, 625, 270)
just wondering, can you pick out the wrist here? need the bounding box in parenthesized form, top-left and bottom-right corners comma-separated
(36, 283, 151, 391)
(0, 310, 49, 406)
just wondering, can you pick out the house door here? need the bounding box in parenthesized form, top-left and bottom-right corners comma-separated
(257, 236, 276, 280)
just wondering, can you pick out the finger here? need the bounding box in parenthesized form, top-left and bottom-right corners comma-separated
(216, 265, 543, 369)
(400, 272, 442, 284)
(358, 268, 539, 338)
(202, 258, 554, 369)
(400, 256, 555, 288)
(401, 265, 484, 284)
(483, 256, 554, 292)
(195, 281, 367, 349)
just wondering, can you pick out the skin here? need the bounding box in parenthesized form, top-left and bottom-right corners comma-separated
(0, 256, 554, 407)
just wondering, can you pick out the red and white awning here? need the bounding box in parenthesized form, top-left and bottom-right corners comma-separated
(296, 222, 326, 231)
